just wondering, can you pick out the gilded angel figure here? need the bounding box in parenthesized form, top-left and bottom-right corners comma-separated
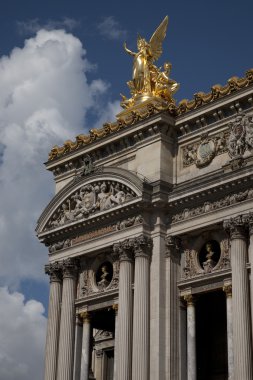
(124, 16, 169, 96)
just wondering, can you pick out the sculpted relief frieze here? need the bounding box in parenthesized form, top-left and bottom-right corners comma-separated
(45, 180, 137, 231)
(48, 215, 143, 253)
(182, 112, 253, 168)
(171, 187, 253, 224)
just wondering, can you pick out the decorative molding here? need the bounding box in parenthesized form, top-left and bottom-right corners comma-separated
(45, 180, 137, 231)
(47, 69, 253, 161)
(177, 69, 253, 115)
(171, 187, 253, 224)
(47, 215, 143, 253)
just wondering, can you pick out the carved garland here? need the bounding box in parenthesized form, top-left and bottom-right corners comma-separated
(171, 187, 253, 224)
(45, 180, 137, 231)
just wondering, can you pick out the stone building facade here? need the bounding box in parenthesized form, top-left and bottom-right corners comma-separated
(37, 69, 253, 380)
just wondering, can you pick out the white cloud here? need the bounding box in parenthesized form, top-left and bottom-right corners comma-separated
(0, 287, 47, 380)
(0, 29, 117, 286)
(17, 17, 80, 35)
(97, 16, 127, 40)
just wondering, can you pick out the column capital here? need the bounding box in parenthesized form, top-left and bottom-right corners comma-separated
(133, 234, 153, 258)
(223, 215, 248, 240)
(61, 258, 80, 279)
(223, 283, 232, 298)
(165, 235, 181, 260)
(183, 294, 195, 306)
(114, 239, 134, 262)
(45, 261, 62, 282)
(79, 311, 91, 323)
(112, 303, 118, 315)
(247, 212, 253, 235)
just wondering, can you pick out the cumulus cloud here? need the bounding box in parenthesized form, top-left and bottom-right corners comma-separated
(17, 17, 80, 35)
(0, 29, 117, 286)
(0, 287, 47, 380)
(97, 16, 127, 40)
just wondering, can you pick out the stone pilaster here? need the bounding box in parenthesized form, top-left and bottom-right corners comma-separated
(44, 262, 62, 380)
(112, 303, 119, 380)
(224, 216, 253, 380)
(80, 312, 91, 380)
(113, 240, 133, 380)
(184, 294, 196, 380)
(165, 236, 180, 380)
(223, 282, 234, 380)
(132, 235, 152, 380)
(56, 258, 79, 380)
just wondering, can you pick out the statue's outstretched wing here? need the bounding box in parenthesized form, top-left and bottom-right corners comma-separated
(149, 16, 169, 61)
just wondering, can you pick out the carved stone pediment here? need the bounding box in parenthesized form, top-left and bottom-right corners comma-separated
(36, 167, 149, 237)
(44, 179, 136, 231)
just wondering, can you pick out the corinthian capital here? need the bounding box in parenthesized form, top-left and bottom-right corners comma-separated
(223, 215, 248, 240)
(113, 239, 134, 262)
(165, 235, 181, 260)
(133, 234, 153, 258)
(61, 258, 80, 279)
(45, 262, 62, 282)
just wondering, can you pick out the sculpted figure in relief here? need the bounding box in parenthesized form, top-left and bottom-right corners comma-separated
(46, 180, 134, 230)
(228, 115, 246, 157)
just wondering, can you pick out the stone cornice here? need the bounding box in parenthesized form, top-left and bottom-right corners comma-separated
(46, 69, 253, 163)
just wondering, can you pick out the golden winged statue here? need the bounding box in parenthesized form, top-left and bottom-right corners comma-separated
(121, 16, 179, 110)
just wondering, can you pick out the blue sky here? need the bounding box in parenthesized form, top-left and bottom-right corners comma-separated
(0, 0, 253, 378)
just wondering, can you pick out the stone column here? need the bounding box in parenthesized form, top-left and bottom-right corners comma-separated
(112, 303, 119, 380)
(80, 312, 91, 380)
(223, 282, 234, 380)
(132, 235, 152, 380)
(44, 262, 62, 380)
(248, 214, 253, 342)
(113, 240, 133, 380)
(73, 315, 83, 380)
(184, 294, 196, 380)
(224, 216, 253, 380)
(56, 258, 79, 380)
(165, 236, 180, 380)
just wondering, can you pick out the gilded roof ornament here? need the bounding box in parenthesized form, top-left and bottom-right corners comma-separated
(118, 16, 179, 117)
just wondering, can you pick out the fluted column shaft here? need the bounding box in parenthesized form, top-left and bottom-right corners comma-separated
(184, 295, 196, 380)
(56, 259, 79, 380)
(132, 236, 152, 380)
(80, 312, 91, 380)
(113, 304, 119, 380)
(44, 263, 62, 380)
(73, 316, 83, 380)
(165, 236, 180, 380)
(114, 242, 133, 380)
(224, 218, 253, 380)
(249, 219, 253, 345)
(223, 283, 234, 380)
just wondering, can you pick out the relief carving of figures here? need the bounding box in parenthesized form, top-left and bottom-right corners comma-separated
(228, 114, 246, 158)
(46, 180, 135, 230)
(245, 113, 253, 150)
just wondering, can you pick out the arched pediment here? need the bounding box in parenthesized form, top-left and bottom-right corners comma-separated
(36, 167, 150, 236)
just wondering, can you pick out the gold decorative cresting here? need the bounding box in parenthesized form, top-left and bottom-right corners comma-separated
(117, 16, 179, 120)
